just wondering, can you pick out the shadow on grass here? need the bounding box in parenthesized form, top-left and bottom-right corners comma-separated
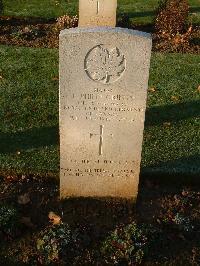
(118, 6, 200, 19)
(190, 7, 200, 13)
(145, 100, 200, 126)
(142, 154, 200, 184)
(119, 10, 155, 19)
(0, 16, 56, 26)
(0, 100, 199, 179)
(0, 125, 59, 154)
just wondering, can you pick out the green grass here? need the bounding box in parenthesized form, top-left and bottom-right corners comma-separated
(0, 46, 59, 175)
(143, 53, 200, 178)
(0, 45, 199, 178)
(1, 0, 200, 25)
(2, 0, 78, 18)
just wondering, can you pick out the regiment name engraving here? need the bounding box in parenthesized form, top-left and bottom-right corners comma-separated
(63, 90, 144, 122)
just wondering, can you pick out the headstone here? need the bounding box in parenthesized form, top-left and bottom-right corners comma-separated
(59, 2, 152, 200)
(79, 0, 117, 27)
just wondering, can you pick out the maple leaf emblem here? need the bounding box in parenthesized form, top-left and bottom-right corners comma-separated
(85, 45, 126, 84)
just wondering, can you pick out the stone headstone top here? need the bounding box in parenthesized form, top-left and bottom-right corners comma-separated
(79, 0, 117, 27)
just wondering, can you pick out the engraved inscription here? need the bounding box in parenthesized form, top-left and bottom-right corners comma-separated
(62, 159, 136, 178)
(63, 90, 143, 123)
(85, 45, 126, 84)
(63, 168, 135, 178)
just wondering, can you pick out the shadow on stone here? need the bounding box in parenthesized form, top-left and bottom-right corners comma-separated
(60, 197, 136, 238)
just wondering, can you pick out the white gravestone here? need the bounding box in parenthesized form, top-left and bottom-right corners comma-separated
(79, 0, 117, 27)
(59, 27, 152, 199)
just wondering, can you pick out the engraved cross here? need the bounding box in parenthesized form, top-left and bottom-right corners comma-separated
(95, 0, 100, 14)
(90, 125, 113, 156)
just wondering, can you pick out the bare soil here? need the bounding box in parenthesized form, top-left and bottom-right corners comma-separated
(0, 174, 200, 265)
(0, 16, 199, 53)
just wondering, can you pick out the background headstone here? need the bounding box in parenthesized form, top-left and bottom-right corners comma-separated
(79, 0, 117, 27)
(59, 27, 152, 199)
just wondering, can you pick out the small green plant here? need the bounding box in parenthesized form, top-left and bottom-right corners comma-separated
(0, 205, 19, 237)
(37, 223, 74, 264)
(173, 213, 194, 232)
(159, 190, 195, 233)
(11, 27, 42, 40)
(11, 30, 23, 39)
(161, 212, 194, 232)
(101, 222, 155, 265)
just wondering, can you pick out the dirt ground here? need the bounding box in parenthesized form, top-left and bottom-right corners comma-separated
(0, 174, 200, 265)
(0, 16, 199, 53)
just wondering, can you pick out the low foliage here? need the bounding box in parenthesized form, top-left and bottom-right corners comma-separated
(0, 205, 19, 238)
(101, 222, 156, 265)
(154, 0, 193, 52)
(155, 0, 189, 35)
(158, 189, 196, 233)
(173, 213, 194, 232)
(11, 27, 42, 40)
(37, 223, 74, 264)
(161, 212, 194, 232)
(0, 177, 200, 265)
(54, 14, 78, 32)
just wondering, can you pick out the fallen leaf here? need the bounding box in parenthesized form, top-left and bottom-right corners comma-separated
(163, 122, 171, 127)
(48, 211, 61, 225)
(0, 75, 3, 79)
(197, 85, 200, 93)
(18, 193, 30, 205)
(171, 95, 179, 102)
(21, 175, 26, 180)
(52, 76, 59, 81)
(182, 190, 189, 196)
(148, 87, 156, 93)
(6, 175, 18, 182)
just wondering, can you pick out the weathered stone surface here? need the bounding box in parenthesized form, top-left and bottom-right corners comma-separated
(79, 0, 117, 27)
(59, 27, 152, 199)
